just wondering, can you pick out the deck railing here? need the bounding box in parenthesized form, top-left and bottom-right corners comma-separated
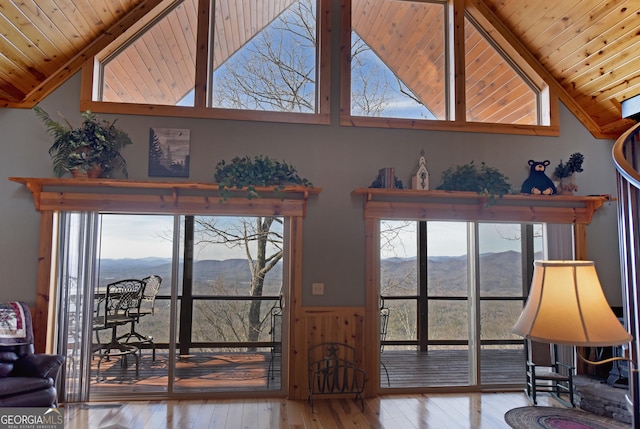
(612, 121, 640, 428)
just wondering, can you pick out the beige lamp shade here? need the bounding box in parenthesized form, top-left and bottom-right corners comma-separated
(513, 260, 632, 346)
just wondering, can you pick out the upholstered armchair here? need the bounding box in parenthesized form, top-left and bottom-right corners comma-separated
(0, 302, 65, 407)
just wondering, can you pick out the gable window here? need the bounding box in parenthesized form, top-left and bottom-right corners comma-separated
(350, 1, 445, 119)
(87, 0, 330, 124)
(341, 0, 555, 135)
(85, 0, 555, 134)
(464, 15, 539, 125)
(211, 1, 317, 113)
(100, 0, 198, 107)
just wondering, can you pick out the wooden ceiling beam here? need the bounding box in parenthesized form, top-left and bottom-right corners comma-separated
(0, 81, 26, 103)
(0, 0, 167, 109)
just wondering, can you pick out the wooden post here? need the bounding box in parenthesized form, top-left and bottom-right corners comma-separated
(34, 211, 54, 353)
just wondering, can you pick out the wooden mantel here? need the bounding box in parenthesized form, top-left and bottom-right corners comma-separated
(352, 188, 611, 224)
(10, 177, 321, 217)
(9, 177, 320, 358)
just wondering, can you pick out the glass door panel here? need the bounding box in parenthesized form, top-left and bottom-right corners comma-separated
(91, 214, 175, 396)
(426, 221, 470, 386)
(173, 215, 284, 393)
(379, 221, 418, 387)
(478, 223, 543, 385)
(56, 212, 99, 403)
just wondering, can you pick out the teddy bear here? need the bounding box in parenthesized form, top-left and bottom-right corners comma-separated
(521, 160, 557, 195)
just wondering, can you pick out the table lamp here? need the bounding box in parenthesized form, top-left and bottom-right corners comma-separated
(513, 260, 632, 362)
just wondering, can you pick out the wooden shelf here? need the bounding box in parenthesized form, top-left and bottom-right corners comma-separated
(352, 188, 611, 224)
(9, 177, 321, 217)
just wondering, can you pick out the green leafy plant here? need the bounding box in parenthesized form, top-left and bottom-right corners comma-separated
(214, 155, 313, 200)
(436, 161, 512, 205)
(34, 106, 132, 178)
(553, 152, 584, 194)
(553, 152, 584, 179)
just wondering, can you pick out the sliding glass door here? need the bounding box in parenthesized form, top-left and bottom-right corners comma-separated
(379, 220, 544, 389)
(56, 213, 286, 400)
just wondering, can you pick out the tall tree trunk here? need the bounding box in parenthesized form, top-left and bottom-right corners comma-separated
(247, 217, 273, 344)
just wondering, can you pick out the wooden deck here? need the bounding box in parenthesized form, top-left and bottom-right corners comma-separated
(90, 350, 282, 393)
(89, 348, 525, 394)
(382, 348, 525, 387)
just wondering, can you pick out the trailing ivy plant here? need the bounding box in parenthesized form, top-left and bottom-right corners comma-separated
(436, 161, 512, 205)
(214, 155, 313, 200)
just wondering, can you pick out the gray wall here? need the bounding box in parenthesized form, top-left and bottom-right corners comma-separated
(0, 72, 622, 307)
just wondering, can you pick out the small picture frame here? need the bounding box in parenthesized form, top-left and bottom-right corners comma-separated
(148, 128, 191, 177)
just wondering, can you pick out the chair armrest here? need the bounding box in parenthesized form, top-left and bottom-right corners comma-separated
(556, 362, 575, 373)
(11, 354, 65, 380)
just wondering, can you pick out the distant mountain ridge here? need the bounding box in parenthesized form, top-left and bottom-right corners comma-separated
(98, 258, 282, 291)
(380, 250, 530, 296)
(100, 250, 529, 295)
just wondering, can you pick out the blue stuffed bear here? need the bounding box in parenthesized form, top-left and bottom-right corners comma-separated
(521, 160, 557, 195)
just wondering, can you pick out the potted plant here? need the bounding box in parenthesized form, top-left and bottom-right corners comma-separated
(553, 152, 584, 195)
(34, 107, 133, 178)
(214, 155, 313, 200)
(436, 161, 512, 205)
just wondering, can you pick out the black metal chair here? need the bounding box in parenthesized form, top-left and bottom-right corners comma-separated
(380, 304, 390, 387)
(267, 298, 282, 388)
(525, 340, 575, 407)
(118, 275, 162, 360)
(92, 279, 144, 381)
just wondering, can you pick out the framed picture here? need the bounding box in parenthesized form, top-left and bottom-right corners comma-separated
(148, 128, 191, 177)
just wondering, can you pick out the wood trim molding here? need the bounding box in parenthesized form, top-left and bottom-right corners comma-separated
(35, 211, 55, 354)
(10, 177, 321, 217)
(352, 188, 610, 225)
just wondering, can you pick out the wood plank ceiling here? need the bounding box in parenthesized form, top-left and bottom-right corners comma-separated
(0, 0, 638, 139)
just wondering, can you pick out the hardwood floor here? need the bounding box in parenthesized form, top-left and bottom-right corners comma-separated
(62, 392, 553, 428)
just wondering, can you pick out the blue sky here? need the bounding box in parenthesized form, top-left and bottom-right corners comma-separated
(99, 214, 272, 260)
(100, 216, 540, 260)
(381, 221, 541, 259)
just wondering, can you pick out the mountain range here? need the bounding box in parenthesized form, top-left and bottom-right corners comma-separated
(98, 250, 531, 295)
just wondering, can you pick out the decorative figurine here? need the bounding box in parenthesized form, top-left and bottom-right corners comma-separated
(521, 160, 557, 195)
(411, 150, 429, 190)
(370, 168, 403, 189)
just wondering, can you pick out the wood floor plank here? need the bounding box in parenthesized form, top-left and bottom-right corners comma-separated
(62, 392, 554, 428)
(418, 395, 467, 429)
(203, 399, 225, 428)
(143, 402, 172, 429)
(378, 396, 421, 429)
(283, 399, 306, 428)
